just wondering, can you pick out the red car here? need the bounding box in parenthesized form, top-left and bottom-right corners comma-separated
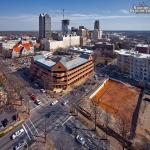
(30, 95, 36, 101)
(28, 92, 36, 101)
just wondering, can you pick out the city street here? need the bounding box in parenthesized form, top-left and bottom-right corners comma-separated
(0, 76, 108, 150)
(0, 56, 108, 150)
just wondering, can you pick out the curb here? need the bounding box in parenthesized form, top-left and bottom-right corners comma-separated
(0, 120, 25, 138)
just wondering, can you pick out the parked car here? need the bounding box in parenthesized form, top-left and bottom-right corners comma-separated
(13, 139, 27, 150)
(34, 99, 42, 105)
(76, 135, 86, 145)
(40, 89, 46, 93)
(31, 94, 36, 100)
(62, 100, 69, 106)
(1, 118, 8, 127)
(11, 128, 24, 140)
(50, 100, 58, 106)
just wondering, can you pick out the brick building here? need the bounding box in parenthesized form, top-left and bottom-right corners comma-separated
(30, 53, 94, 90)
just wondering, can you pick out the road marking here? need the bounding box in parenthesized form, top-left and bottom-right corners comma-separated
(30, 104, 42, 112)
(29, 119, 39, 135)
(61, 116, 73, 126)
(22, 124, 31, 140)
(24, 122, 34, 136)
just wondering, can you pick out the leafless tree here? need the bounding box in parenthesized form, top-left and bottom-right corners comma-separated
(103, 110, 111, 139)
(116, 114, 130, 150)
(90, 98, 100, 131)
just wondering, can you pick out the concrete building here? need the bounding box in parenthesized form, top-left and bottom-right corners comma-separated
(2, 40, 19, 50)
(78, 29, 87, 38)
(77, 28, 88, 46)
(30, 53, 94, 90)
(135, 44, 150, 54)
(41, 34, 80, 51)
(39, 13, 51, 39)
(116, 49, 150, 85)
(93, 29, 102, 41)
(92, 20, 103, 41)
(94, 42, 115, 56)
(62, 19, 70, 34)
(69, 47, 93, 55)
(94, 20, 100, 30)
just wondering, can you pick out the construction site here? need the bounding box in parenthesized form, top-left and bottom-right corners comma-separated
(79, 78, 149, 149)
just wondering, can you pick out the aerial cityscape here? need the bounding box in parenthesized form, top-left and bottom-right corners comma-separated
(0, 0, 150, 150)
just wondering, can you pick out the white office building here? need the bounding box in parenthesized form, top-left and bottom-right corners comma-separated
(41, 34, 80, 51)
(116, 49, 150, 85)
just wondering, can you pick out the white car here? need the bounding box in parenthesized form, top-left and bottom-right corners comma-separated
(76, 135, 86, 145)
(40, 89, 46, 93)
(62, 100, 69, 105)
(13, 139, 27, 150)
(50, 100, 58, 106)
(11, 128, 24, 140)
(34, 99, 42, 105)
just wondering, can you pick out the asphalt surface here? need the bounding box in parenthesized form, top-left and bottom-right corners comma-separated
(0, 83, 108, 150)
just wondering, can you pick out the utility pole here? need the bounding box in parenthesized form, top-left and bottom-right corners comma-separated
(27, 98, 30, 115)
(44, 118, 47, 143)
(94, 102, 97, 131)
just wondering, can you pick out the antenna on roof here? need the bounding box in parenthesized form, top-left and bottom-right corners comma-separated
(63, 9, 64, 19)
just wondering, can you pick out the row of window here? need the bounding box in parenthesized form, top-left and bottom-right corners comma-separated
(68, 62, 93, 77)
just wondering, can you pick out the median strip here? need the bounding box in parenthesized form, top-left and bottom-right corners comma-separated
(0, 120, 25, 138)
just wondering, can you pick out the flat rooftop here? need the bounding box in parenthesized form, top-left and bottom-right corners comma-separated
(33, 53, 91, 71)
(69, 47, 93, 54)
(90, 79, 140, 121)
(136, 44, 150, 48)
(115, 49, 150, 59)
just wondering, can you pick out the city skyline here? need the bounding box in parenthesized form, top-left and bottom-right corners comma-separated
(0, 0, 150, 31)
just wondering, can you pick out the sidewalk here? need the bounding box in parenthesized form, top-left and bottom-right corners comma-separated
(76, 111, 123, 150)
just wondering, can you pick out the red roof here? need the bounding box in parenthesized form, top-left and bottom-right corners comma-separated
(13, 42, 33, 53)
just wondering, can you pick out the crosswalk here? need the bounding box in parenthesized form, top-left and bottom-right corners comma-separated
(22, 119, 40, 141)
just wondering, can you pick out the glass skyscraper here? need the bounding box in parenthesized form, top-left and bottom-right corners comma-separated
(39, 13, 51, 39)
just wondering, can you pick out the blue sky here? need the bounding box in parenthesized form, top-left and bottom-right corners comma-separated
(0, 0, 150, 31)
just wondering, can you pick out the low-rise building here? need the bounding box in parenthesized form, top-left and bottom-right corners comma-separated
(11, 41, 34, 58)
(135, 44, 150, 54)
(94, 42, 115, 56)
(69, 47, 93, 55)
(41, 34, 80, 51)
(30, 53, 94, 90)
(1, 40, 35, 58)
(116, 49, 150, 85)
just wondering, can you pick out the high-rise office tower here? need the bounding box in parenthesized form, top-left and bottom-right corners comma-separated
(39, 13, 51, 39)
(94, 20, 100, 30)
(93, 19, 103, 41)
(62, 19, 70, 34)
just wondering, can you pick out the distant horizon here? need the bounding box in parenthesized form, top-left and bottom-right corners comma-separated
(0, 30, 150, 32)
